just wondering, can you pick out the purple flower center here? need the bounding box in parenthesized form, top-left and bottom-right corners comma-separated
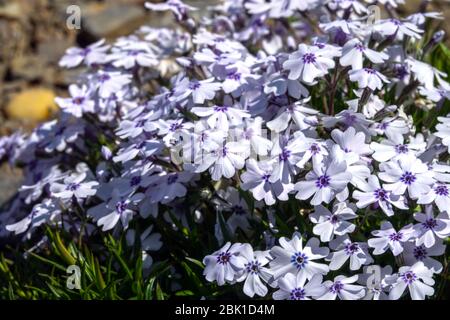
(231, 205, 246, 216)
(291, 252, 309, 269)
(245, 261, 261, 274)
(167, 174, 178, 185)
(394, 65, 409, 79)
(115, 201, 127, 214)
(217, 252, 231, 264)
(66, 183, 80, 191)
(434, 185, 449, 196)
(388, 232, 403, 242)
(391, 19, 402, 26)
(310, 143, 320, 155)
(279, 148, 291, 161)
(72, 97, 85, 105)
(400, 171, 416, 185)
(189, 81, 201, 90)
(302, 53, 316, 64)
(170, 122, 183, 131)
(364, 68, 376, 74)
(422, 218, 437, 230)
(344, 242, 360, 255)
(413, 245, 427, 261)
(290, 288, 306, 300)
(374, 188, 388, 201)
(329, 281, 344, 294)
(218, 146, 228, 157)
(329, 215, 339, 224)
(99, 74, 111, 82)
(401, 271, 417, 284)
(262, 174, 271, 182)
(214, 105, 229, 112)
(227, 72, 241, 81)
(130, 176, 141, 187)
(315, 175, 331, 189)
(355, 43, 366, 52)
(395, 144, 409, 154)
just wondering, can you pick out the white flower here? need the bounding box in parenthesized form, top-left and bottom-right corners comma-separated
(50, 172, 98, 202)
(331, 126, 372, 163)
(294, 158, 352, 205)
(389, 262, 435, 300)
(267, 98, 318, 132)
(373, 18, 423, 40)
(353, 175, 408, 216)
(309, 202, 357, 242)
(269, 233, 329, 280)
(240, 159, 293, 206)
(273, 273, 326, 300)
(55, 85, 94, 118)
(328, 235, 373, 271)
(368, 221, 415, 256)
(283, 44, 335, 84)
(318, 275, 366, 300)
(236, 246, 272, 298)
(403, 241, 445, 273)
(413, 208, 450, 248)
(418, 183, 450, 212)
(370, 136, 426, 163)
(203, 242, 248, 286)
(340, 39, 388, 70)
(349, 68, 389, 91)
(191, 104, 250, 132)
(194, 140, 247, 181)
(379, 156, 434, 199)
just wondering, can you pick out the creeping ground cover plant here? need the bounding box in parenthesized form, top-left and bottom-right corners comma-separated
(1, 0, 450, 300)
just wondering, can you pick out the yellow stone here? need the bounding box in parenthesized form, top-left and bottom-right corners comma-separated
(6, 88, 58, 121)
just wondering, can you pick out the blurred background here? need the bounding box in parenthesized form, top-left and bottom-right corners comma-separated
(0, 0, 449, 204)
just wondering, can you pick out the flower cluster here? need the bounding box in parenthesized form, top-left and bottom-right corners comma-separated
(1, 0, 449, 300)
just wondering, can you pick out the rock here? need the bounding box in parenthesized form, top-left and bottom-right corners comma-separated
(11, 56, 46, 81)
(0, 3, 22, 20)
(38, 39, 73, 65)
(6, 88, 58, 122)
(82, 3, 147, 39)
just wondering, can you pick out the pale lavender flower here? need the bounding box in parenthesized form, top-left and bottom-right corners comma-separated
(317, 275, 365, 300)
(273, 273, 326, 300)
(327, 235, 373, 271)
(389, 262, 435, 300)
(368, 221, 415, 256)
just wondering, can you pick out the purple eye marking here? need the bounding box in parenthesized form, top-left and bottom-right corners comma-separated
(66, 183, 80, 191)
(262, 174, 271, 182)
(189, 81, 201, 90)
(170, 122, 183, 131)
(290, 287, 306, 300)
(344, 242, 360, 255)
(302, 53, 316, 64)
(99, 74, 111, 82)
(364, 68, 376, 74)
(115, 201, 127, 214)
(291, 252, 309, 269)
(213, 105, 229, 112)
(167, 174, 179, 184)
(217, 252, 231, 264)
(388, 232, 403, 242)
(422, 218, 437, 230)
(413, 245, 427, 261)
(315, 175, 331, 188)
(245, 261, 261, 274)
(329, 215, 339, 224)
(401, 271, 417, 284)
(390, 19, 402, 26)
(309, 143, 321, 155)
(279, 148, 291, 161)
(355, 43, 366, 52)
(329, 281, 344, 294)
(231, 205, 246, 216)
(72, 97, 85, 105)
(218, 146, 228, 157)
(374, 188, 388, 201)
(434, 185, 449, 196)
(227, 72, 241, 81)
(400, 171, 416, 185)
(130, 176, 141, 187)
(395, 144, 409, 154)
